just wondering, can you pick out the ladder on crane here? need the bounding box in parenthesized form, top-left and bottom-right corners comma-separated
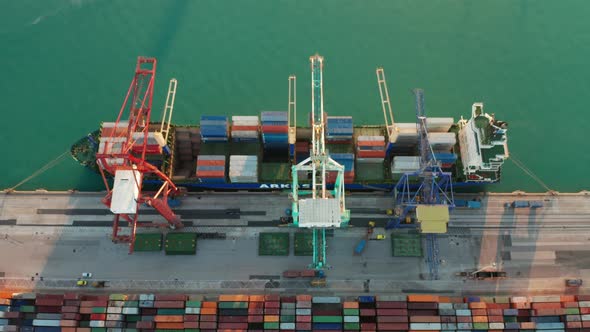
(159, 78, 178, 142)
(376, 68, 398, 153)
(288, 75, 297, 160)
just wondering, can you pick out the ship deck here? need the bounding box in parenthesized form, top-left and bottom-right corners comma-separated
(1, 191, 589, 295)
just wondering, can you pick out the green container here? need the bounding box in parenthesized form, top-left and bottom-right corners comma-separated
(19, 305, 35, 313)
(343, 309, 359, 315)
(294, 232, 313, 256)
(124, 301, 139, 307)
(134, 233, 163, 252)
(91, 328, 106, 332)
(566, 308, 580, 314)
(184, 329, 200, 332)
(218, 301, 248, 309)
(263, 322, 280, 329)
(91, 307, 107, 313)
(473, 323, 488, 330)
(157, 308, 185, 315)
(503, 316, 517, 322)
(79, 321, 90, 328)
(165, 232, 197, 255)
(344, 322, 360, 330)
(259, 162, 291, 182)
(155, 330, 184, 332)
(185, 301, 201, 308)
(258, 232, 289, 256)
(391, 232, 423, 257)
(109, 294, 128, 301)
(313, 316, 343, 323)
(125, 315, 140, 322)
(123, 329, 137, 332)
(280, 315, 295, 322)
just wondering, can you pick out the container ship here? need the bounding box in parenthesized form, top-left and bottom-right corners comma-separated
(70, 59, 509, 192)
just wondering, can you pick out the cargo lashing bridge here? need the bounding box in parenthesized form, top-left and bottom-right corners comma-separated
(290, 54, 350, 271)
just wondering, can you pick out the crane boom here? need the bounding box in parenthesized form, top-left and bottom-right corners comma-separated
(376, 68, 398, 145)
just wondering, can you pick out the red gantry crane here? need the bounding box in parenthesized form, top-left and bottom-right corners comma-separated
(95, 57, 183, 253)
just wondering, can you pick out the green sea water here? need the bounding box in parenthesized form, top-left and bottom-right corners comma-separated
(1, 0, 588, 192)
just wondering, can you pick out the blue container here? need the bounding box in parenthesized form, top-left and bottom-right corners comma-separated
(34, 328, 61, 332)
(0, 306, 9, 312)
(535, 322, 564, 329)
(504, 322, 520, 329)
(201, 115, 228, 121)
(21, 327, 35, 332)
(199, 177, 226, 183)
(197, 166, 226, 171)
(312, 323, 343, 330)
(531, 316, 561, 323)
(358, 295, 375, 303)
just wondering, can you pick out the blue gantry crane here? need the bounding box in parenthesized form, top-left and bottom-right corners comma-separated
(386, 88, 455, 279)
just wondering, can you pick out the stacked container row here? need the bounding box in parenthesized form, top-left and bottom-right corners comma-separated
(326, 116, 353, 143)
(261, 111, 288, 155)
(356, 135, 386, 161)
(229, 155, 258, 183)
(200, 115, 229, 142)
(327, 153, 355, 184)
(195, 155, 226, 183)
(231, 115, 259, 142)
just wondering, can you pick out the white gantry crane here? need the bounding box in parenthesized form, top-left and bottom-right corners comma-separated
(290, 54, 350, 270)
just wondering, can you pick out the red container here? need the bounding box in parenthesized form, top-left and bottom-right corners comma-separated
(360, 309, 376, 316)
(217, 322, 248, 329)
(248, 315, 263, 323)
(361, 323, 377, 330)
(196, 171, 225, 177)
(64, 300, 81, 306)
(296, 315, 311, 323)
(457, 316, 472, 323)
(136, 321, 155, 329)
(376, 301, 407, 309)
(281, 296, 297, 303)
(296, 322, 312, 330)
(486, 303, 510, 309)
(264, 295, 280, 301)
(36, 299, 64, 306)
(535, 308, 565, 316)
(62, 306, 79, 313)
(248, 308, 264, 315)
(264, 308, 280, 315)
(532, 302, 561, 309)
(410, 316, 441, 323)
(200, 315, 217, 322)
(377, 323, 409, 330)
(199, 322, 217, 329)
(219, 316, 248, 323)
(582, 307, 590, 314)
(90, 314, 106, 320)
(2, 312, 20, 319)
(91, 301, 108, 307)
(155, 294, 187, 301)
(488, 315, 504, 323)
(356, 150, 386, 158)
(296, 295, 312, 302)
(407, 309, 438, 316)
(472, 309, 486, 316)
(487, 308, 503, 316)
(232, 125, 259, 131)
(313, 309, 341, 316)
(261, 125, 288, 133)
(63, 293, 79, 300)
(184, 315, 199, 322)
(249, 302, 264, 309)
(376, 309, 408, 316)
(79, 307, 93, 314)
(578, 295, 590, 301)
(183, 322, 199, 329)
(37, 306, 62, 313)
(568, 321, 583, 328)
(441, 316, 456, 323)
(265, 302, 280, 309)
(62, 328, 76, 332)
(197, 159, 225, 166)
(62, 313, 80, 320)
(377, 316, 408, 323)
(563, 302, 579, 308)
(155, 322, 184, 329)
(37, 294, 64, 300)
(407, 302, 438, 310)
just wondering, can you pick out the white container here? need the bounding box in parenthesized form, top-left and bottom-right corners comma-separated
(106, 314, 123, 321)
(344, 316, 359, 323)
(410, 323, 442, 330)
(32, 320, 61, 327)
(185, 307, 200, 314)
(122, 307, 139, 315)
(296, 309, 311, 315)
(438, 303, 453, 310)
(489, 322, 505, 329)
(312, 296, 340, 304)
(279, 323, 295, 330)
(426, 117, 454, 132)
(89, 320, 106, 328)
(455, 309, 472, 316)
(531, 296, 561, 303)
(107, 307, 122, 314)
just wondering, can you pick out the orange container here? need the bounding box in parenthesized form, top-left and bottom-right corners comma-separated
(76, 329, 91, 332)
(296, 295, 312, 302)
(219, 295, 249, 302)
(264, 315, 279, 322)
(249, 295, 265, 302)
(407, 295, 439, 302)
(0, 299, 10, 305)
(438, 296, 452, 303)
(563, 302, 579, 308)
(62, 328, 77, 332)
(561, 295, 576, 302)
(471, 309, 486, 316)
(343, 301, 359, 309)
(154, 315, 184, 323)
(520, 322, 535, 329)
(409, 316, 441, 323)
(200, 307, 217, 315)
(60, 321, 78, 327)
(473, 316, 488, 323)
(488, 315, 503, 323)
(184, 322, 199, 329)
(202, 302, 218, 308)
(469, 302, 487, 309)
(155, 322, 185, 329)
(511, 302, 531, 309)
(532, 302, 561, 309)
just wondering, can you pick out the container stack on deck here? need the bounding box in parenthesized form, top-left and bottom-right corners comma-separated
(356, 135, 386, 162)
(229, 155, 258, 183)
(231, 116, 260, 142)
(391, 155, 421, 180)
(295, 142, 310, 164)
(326, 116, 353, 143)
(327, 153, 355, 184)
(97, 122, 127, 167)
(261, 111, 288, 159)
(6, 292, 590, 331)
(200, 115, 229, 142)
(195, 155, 226, 183)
